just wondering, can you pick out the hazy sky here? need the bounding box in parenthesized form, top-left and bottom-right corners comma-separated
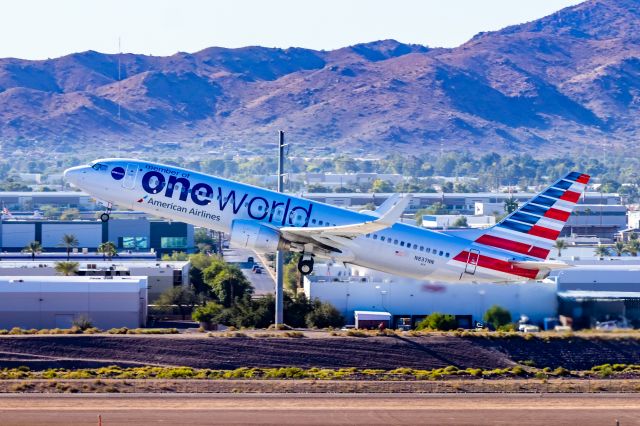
(3, 0, 583, 60)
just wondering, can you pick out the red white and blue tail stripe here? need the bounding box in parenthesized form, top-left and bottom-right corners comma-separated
(478, 171, 589, 259)
(452, 171, 589, 280)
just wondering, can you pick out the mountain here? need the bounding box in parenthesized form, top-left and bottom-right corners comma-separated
(0, 0, 639, 157)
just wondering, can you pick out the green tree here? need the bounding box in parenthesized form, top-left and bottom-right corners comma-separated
(625, 239, 640, 257)
(162, 251, 189, 261)
(60, 234, 78, 261)
(97, 241, 117, 261)
(207, 266, 253, 307)
(23, 241, 42, 261)
(305, 299, 345, 328)
(60, 208, 80, 220)
(415, 312, 457, 331)
(192, 301, 224, 324)
(54, 261, 79, 276)
(554, 239, 567, 257)
(157, 286, 198, 320)
(371, 179, 394, 193)
(594, 245, 610, 259)
(452, 216, 468, 227)
(504, 197, 519, 214)
(483, 305, 512, 330)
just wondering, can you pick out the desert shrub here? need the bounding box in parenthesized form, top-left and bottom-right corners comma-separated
(346, 329, 368, 337)
(72, 315, 93, 331)
(283, 331, 304, 338)
(0, 329, 7, 335)
(107, 327, 129, 335)
(483, 305, 512, 330)
(9, 327, 23, 335)
(553, 367, 570, 376)
(415, 312, 457, 331)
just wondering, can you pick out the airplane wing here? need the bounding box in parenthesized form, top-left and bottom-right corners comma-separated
(279, 194, 411, 246)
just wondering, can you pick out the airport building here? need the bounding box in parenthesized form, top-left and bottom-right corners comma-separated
(0, 260, 189, 302)
(302, 192, 621, 213)
(0, 276, 148, 330)
(0, 218, 195, 257)
(304, 263, 640, 329)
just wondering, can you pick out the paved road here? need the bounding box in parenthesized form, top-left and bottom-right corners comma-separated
(1, 393, 639, 425)
(223, 247, 275, 295)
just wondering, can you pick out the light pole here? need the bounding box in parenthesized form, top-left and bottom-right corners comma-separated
(275, 130, 286, 326)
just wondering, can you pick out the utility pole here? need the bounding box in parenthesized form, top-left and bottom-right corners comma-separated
(275, 131, 286, 326)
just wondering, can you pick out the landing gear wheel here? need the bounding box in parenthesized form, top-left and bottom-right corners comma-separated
(297, 256, 314, 276)
(100, 213, 110, 222)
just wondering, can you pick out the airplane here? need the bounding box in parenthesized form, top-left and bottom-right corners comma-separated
(64, 159, 589, 283)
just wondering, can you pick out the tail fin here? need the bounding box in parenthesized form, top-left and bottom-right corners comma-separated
(474, 171, 590, 260)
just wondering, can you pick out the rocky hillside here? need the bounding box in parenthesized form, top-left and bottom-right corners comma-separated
(0, 0, 638, 156)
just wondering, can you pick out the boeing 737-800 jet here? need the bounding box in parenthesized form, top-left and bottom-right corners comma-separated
(64, 159, 589, 283)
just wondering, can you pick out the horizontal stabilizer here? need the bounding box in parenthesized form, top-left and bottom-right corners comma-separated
(510, 260, 572, 271)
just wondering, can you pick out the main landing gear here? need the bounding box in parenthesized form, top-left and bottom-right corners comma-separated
(297, 254, 314, 276)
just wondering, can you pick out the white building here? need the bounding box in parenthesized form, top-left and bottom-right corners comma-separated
(0, 276, 148, 329)
(304, 270, 557, 328)
(0, 260, 189, 301)
(421, 214, 496, 229)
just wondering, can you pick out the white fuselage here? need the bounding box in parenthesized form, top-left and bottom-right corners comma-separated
(64, 159, 534, 283)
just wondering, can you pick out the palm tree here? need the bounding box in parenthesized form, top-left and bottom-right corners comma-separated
(60, 234, 79, 261)
(554, 239, 567, 257)
(23, 241, 42, 261)
(54, 261, 79, 276)
(594, 245, 610, 260)
(614, 241, 627, 256)
(625, 239, 640, 257)
(97, 241, 117, 261)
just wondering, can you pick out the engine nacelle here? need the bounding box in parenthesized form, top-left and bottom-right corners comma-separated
(229, 220, 290, 253)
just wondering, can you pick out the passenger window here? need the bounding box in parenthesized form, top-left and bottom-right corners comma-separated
(446, 253, 450, 258)
(394, 239, 398, 245)
(439, 251, 443, 256)
(312, 219, 317, 224)
(319, 221, 324, 225)
(380, 236, 385, 242)
(426, 248, 431, 253)
(413, 244, 418, 249)
(400, 241, 405, 247)
(373, 234, 378, 240)
(419, 246, 424, 251)
(366, 234, 370, 238)
(432, 248, 436, 253)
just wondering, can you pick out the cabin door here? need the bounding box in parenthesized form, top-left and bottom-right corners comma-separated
(464, 249, 480, 275)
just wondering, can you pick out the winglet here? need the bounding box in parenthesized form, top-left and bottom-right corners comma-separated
(376, 194, 412, 226)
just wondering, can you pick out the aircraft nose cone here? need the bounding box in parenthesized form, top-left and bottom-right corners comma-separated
(64, 165, 87, 187)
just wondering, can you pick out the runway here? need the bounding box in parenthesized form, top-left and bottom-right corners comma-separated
(0, 393, 639, 425)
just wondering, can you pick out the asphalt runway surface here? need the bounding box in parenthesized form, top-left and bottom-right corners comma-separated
(0, 393, 639, 425)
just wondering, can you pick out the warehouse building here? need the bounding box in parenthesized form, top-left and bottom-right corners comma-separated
(0, 218, 194, 257)
(305, 263, 640, 329)
(0, 276, 147, 330)
(0, 260, 189, 302)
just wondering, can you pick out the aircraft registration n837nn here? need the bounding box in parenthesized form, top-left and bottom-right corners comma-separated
(64, 159, 590, 283)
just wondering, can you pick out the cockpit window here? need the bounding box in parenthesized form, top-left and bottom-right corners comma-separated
(91, 163, 108, 171)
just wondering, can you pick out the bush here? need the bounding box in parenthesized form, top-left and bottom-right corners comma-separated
(72, 315, 93, 331)
(305, 300, 345, 328)
(192, 302, 224, 324)
(483, 305, 512, 330)
(415, 312, 457, 331)
(283, 331, 304, 338)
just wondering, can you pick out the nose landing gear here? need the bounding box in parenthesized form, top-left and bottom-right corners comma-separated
(100, 203, 113, 222)
(297, 254, 314, 275)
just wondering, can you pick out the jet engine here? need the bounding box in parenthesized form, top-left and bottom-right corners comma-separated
(229, 220, 290, 253)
